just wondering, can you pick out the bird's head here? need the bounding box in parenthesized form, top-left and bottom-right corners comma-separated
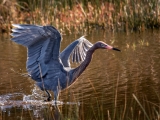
(95, 41, 121, 51)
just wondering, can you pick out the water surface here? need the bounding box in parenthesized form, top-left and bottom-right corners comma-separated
(0, 30, 160, 119)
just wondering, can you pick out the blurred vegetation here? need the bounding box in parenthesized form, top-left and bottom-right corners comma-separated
(0, 0, 160, 33)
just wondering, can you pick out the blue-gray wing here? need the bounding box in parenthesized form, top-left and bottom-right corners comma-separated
(60, 36, 93, 67)
(11, 24, 62, 82)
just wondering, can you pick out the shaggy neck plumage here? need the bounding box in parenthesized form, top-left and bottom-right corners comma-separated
(69, 44, 98, 84)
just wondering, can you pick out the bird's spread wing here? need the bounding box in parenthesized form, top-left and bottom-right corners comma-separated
(11, 24, 45, 46)
(11, 24, 62, 81)
(60, 36, 93, 67)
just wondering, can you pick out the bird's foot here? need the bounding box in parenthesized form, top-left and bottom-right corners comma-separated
(43, 96, 51, 102)
(47, 96, 51, 101)
(44, 90, 52, 102)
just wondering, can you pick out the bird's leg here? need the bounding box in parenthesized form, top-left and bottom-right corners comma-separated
(45, 90, 51, 101)
(54, 81, 61, 105)
(54, 90, 60, 105)
(53, 105, 60, 119)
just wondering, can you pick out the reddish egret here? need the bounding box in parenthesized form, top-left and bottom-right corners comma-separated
(11, 24, 120, 102)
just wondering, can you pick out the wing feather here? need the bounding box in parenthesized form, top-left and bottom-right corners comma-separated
(11, 26, 46, 47)
(72, 50, 76, 63)
(60, 36, 93, 67)
(11, 24, 61, 82)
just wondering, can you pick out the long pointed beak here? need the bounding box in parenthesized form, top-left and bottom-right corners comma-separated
(112, 47, 121, 51)
(105, 45, 121, 52)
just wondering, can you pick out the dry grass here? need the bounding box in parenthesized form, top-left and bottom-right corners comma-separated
(0, 0, 160, 33)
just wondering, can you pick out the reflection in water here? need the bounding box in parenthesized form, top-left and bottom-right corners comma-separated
(0, 30, 160, 119)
